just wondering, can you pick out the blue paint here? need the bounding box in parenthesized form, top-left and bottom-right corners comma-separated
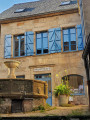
(48, 28, 61, 53)
(25, 31, 34, 56)
(79, 0, 86, 47)
(77, 24, 84, 50)
(4, 34, 12, 58)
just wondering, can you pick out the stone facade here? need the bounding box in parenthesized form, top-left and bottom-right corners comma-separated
(82, 0, 90, 38)
(0, 9, 88, 107)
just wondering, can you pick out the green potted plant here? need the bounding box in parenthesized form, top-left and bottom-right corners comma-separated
(54, 80, 73, 106)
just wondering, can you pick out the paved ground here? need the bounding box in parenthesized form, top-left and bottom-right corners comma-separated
(0, 105, 90, 117)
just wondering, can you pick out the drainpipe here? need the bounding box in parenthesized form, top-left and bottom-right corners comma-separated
(88, 80, 90, 111)
(88, 54, 90, 111)
(83, 54, 90, 111)
(83, 53, 90, 111)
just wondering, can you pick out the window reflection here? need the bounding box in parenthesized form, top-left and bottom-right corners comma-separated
(63, 28, 76, 51)
(14, 34, 25, 57)
(36, 32, 48, 55)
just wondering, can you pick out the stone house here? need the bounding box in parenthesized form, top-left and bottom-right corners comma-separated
(0, 0, 88, 107)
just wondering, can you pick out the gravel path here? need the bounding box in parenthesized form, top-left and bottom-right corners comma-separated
(0, 105, 89, 117)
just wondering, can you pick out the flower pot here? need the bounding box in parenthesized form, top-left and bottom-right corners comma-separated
(58, 95, 69, 106)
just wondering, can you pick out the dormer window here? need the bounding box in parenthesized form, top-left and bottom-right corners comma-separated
(24, 8, 35, 12)
(14, 8, 35, 13)
(60, 1, 71, 6)
(14, 9, 25, 13)
(60, 0, 77, 6)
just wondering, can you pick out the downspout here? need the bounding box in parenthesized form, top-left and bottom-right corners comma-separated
(88, 54, 90, 111)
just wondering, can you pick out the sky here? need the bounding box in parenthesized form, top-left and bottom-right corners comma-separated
(0, 0, 39, 13)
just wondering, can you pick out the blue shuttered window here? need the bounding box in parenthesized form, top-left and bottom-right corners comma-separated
(4, 35, 12, 58)
(36, 32, 48, 55)
(4, 25, 84, 58)
(63, 28, 76, 52)
(77, 24, 84, 50)
(25, 31, 34, 56)
(48, 28, 61, 53)
(79, 0, 85, 47)
(14, 34, 25, 57)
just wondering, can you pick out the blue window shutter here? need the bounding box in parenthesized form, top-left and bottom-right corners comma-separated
(77, 24, 84, 50)
(4, 35, 12, 58)
(48, 28, 55, 53)
(25, 31, 34, 56)
(48, 28, 61, 53)
(55, 28, 61, 52)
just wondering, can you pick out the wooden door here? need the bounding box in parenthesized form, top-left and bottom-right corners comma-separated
(11, 99, 23, 113)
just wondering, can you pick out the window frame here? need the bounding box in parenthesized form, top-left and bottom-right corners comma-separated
(63, 27, 77, 52)
(62, 74, 85, 96)
(36, 31, 48, 55)
(16, 75, 25, 79)
(13, 34, 25, 57)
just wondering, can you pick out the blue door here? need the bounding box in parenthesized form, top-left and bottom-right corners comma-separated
(35, 74, 52, 106)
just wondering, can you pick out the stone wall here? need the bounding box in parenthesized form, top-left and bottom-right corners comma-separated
(23, 99, 33, 112)
(82, 0, 90, 39)
(0, 98, 11, 113)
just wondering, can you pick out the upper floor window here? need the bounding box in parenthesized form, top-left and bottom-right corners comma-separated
(36, 32, 48, 55)
(4, 24, 83, 58)
(63, 28, 76, 52)
(14, 34, 25, 57)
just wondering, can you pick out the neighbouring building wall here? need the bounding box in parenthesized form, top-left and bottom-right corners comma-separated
(0, 25, 1, 47)
(82, 0, 90, 40)
(0, 12, 88, 106)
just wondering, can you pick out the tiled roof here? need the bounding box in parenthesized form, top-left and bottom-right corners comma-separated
(0, 0, 78, 21)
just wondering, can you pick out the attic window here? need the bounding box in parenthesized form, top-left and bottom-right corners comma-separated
(60, 1, 71, 5)
(14, 9, 25, 13)
(14, 8, 35, 13)
(24, 8, 35, 12)
(60, 0, 77, 6)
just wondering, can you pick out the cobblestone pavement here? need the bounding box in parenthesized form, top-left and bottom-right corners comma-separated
(0, 105, 89, 117)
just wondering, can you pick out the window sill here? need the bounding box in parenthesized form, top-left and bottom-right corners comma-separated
(4, 55, 33, 59)
(71, 93, 85, 96)
(4, 50, 84, 59)
(63, 50, 77, 52)
(36, 53, 48, 55)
